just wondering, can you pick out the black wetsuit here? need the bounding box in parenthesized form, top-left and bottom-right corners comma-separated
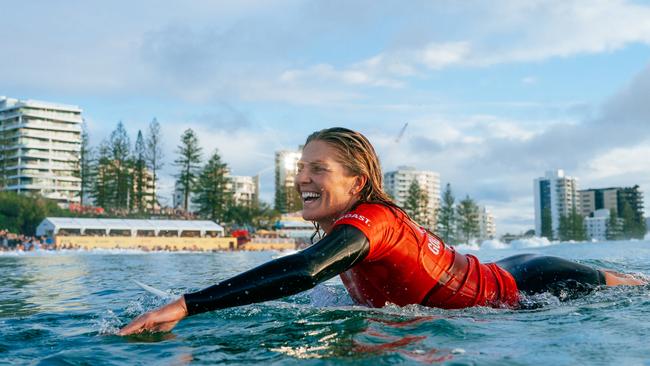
(496, 254, 606, 298)
(184, 225, 606, 315)
(184, 225, 369, 315)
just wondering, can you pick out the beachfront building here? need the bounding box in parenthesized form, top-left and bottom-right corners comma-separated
(534, 169, 579, 240)
(579, 187, 618, 217)
(617, 185, 645, 224)
(173, 181, 199, 213)
(35, 217, 235, 250)
(274, 149, 302, 213)
(579, 185, 645, 235)
(0, 96, 82, 205)
(173, 173, 259, 213)
(274, 211, 315, 247)
(384, 166, 440, 227)
(228, 174, 259, 207)
(477, 206, 496, 240)
(584, 209, 613, 242)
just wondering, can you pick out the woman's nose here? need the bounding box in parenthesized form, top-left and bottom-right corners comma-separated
(296, 168, 310, 184)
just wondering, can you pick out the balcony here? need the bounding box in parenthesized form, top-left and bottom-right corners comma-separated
(22, 109, 82, 124)
(3, 120, 81, 133)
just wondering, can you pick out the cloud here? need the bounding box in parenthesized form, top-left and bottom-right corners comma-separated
(271, 0, 650, 96)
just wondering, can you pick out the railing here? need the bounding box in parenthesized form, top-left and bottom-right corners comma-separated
(1, 120, 81, 133)
(22, 109, 82, 123)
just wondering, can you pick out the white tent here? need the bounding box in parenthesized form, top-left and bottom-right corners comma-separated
(35, 217, 225, 237)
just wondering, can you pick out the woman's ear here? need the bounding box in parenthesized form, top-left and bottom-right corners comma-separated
(351, 175, 367, 195)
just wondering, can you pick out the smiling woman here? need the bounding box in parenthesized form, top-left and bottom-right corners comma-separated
(119, 127, 645, 335)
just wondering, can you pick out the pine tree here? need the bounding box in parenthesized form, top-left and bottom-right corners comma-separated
(193, 150, 232, 221)
(541, 207, 553, 239)
(570, 207, 587, 241)
(91, 141, 112, 209)
(175, 128, 202, 212)
(437, 183, 456, 244)
(145, 118, 163, 211)
(79, 122, 93, 206)
(274, 184, 287, 213)
(621, 201, 638, 240)
(133, 130, 147, 213)
(456, 195, 479, 244)
(404, 180, 430, 227)
(606, 208, 623, 240)
(109, 122, 132, 211)
(558, 208, 586, 241)
(558, 213, 569, 241)
(404, 180, 422, 220)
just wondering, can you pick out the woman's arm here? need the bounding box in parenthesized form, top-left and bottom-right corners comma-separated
(119, 224, 369, 335)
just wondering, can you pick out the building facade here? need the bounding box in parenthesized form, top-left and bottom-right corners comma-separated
(579, 187, 618, 217)
(0, 96, 82, 205)
(534, 169, 579, 239)
(477, 205, 496, 240)
(228, 174, 259, 207)
(274, 149, 302, 213)
(617, 185, 645, 223)
(173, 174, 259, 213)
(579, 185, 645, 236)
(584, 208, 612, 241)
(384, 166, 440, 227)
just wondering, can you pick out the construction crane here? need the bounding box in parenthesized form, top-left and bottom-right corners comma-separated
(395, 122, 408, 143)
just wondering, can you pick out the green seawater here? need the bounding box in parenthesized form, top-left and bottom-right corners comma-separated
(1, 240, 650, 365)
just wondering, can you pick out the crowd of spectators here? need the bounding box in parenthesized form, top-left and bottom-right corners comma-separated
(0, 230, 60, 252)
(0, 230, 233, 253)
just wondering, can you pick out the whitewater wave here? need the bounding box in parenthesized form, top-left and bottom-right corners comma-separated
(455, 236, 558, 251)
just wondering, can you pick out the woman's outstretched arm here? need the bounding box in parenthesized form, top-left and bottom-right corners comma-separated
(119, 224, 369, 335)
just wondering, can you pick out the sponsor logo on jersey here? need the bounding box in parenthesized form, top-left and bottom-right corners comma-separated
(336, 213, 371, 226)
(427, 234, 443, 255)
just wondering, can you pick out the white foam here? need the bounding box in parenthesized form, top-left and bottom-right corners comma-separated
(454, 236, 560, 251)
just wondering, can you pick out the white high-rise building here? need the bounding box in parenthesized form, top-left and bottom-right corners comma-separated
(229, 175, 259, 207)
(384, 166, 440, 227)
(534, 169, 580, 239)
(477, 206, 496, 240)
(275, 149, 302, 213)
(0, 97, 82, 205)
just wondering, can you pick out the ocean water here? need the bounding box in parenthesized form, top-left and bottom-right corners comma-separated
(1, 239, 650, 365)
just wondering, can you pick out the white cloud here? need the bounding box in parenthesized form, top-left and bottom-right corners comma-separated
(417, 42, 471, 70)
(270, 0, 650, 95)
(521, 76, 538, 85)
(584, 142, 650, 180)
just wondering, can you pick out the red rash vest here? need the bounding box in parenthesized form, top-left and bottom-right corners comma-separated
(333, 203, 520, 309)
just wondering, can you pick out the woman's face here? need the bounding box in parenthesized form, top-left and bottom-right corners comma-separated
(296, 140, 363, 232)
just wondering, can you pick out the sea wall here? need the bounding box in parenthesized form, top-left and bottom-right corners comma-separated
(55, 235, 237, 251)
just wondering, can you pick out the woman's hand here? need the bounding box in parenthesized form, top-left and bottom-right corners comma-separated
(118, 296, 189, 335)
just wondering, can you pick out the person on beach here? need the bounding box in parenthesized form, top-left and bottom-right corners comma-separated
(119, 127, 644, 335)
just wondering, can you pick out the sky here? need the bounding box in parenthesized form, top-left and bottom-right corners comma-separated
(2, 0, 650, 235)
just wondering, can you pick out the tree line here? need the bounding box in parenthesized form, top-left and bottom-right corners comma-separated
(82, 121, 278, 229)
(541, 202, 646, 242)
(403, 181, 483, 245)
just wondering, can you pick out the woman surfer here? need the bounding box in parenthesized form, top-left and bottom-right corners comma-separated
(119, 127, 644, 335)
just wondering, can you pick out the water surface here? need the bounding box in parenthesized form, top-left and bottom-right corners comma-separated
(1, 240, 650, 365)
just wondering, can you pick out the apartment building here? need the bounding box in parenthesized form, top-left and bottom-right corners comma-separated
(534, 169, 579, 239)
(384, 166, 440, 227)
(0, 96, 82, 205)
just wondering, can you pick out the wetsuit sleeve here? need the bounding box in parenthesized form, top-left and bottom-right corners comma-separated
(332, 203, 395, 261)
(183, 224, 369, 315)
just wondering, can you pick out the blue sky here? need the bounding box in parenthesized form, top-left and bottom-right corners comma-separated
(2, 0, 650, 234)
